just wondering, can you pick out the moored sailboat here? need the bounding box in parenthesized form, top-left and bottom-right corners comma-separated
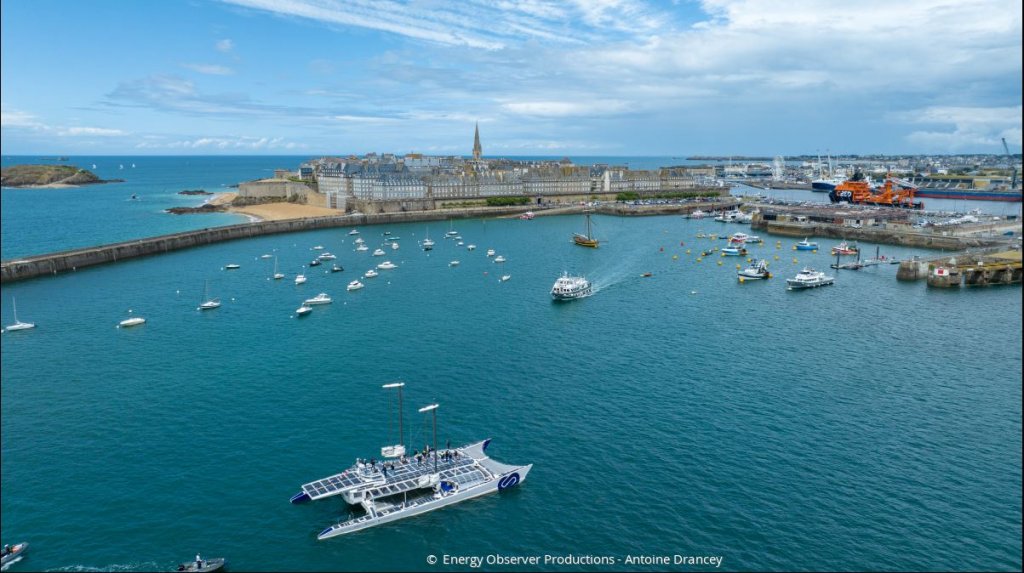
(573, 211, 599, 247)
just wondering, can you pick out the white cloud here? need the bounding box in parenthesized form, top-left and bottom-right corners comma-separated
(0, 108, 43, 129)
(58, 127, 127, 137)
(181, 63, 235, 75)
(216, 38, 234, 52)
(136, 135, 305, 150)
(902, 105, 1023, 149)
(502, 100, 629, 117)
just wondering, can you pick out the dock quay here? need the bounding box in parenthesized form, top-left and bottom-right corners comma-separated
(750, 203, 1021, 251)
(896, 249, 1022, 287)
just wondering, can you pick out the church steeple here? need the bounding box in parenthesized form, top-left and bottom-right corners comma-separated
(472, 122, 482, 161)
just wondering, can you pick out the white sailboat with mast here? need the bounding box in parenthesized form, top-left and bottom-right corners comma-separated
(290, 384, 532, 540)
(198, 280, 221, 310)
(4, 296, 36, 331)
(273, 256, 285, 280)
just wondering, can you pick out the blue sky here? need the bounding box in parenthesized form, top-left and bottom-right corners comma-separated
(1, 0, 1021, 156)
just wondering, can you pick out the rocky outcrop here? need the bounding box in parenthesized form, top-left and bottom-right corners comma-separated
(0, 164, 124, 187)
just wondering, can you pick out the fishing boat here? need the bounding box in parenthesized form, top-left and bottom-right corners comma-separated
(4, 297, 36, 331)
(290, 388, 531, 540)
(550, 271, 593, 301)
(273, 256, 285, 280)
(377, 261, 398, 270)
(347, 280, 365, 291)
(795, 238, 818, 251)
(295, 274, 307, 285)
(176, 555, 225, 572)
(303, 293, 332, 305)
(1, 542, 28, 567)
(364, 269, 379, 278)
(198, 281, 221, 310)
(573, 212, 599, 247)
(738, 259, 771, 280)
(296, 304, 312, 317)
(728, 232, 749, 244)
(830, 241, 859, 256)
(786, 268, 835, 290)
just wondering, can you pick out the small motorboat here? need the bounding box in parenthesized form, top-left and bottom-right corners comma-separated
(354, 237, 365, 244)
(303, 293, 332, 305)
(500, 274, 511, 282)
(356, 244, 369, 252)
(376, 261, 398, 270)
(1, 542, 28, 567)
(347, 280, 364, 291)
(348, 229, 359, 235)
(295, 274, 307, 285)
(721, 246, 748, 256)
(364, 269, 379, 278)
(493, 255, 507, 263)
(330, 264, 344, 273)
(372, 248, 386, 256)
(224, 264, 240, 270)
(795, 238, 818, 251)
(486, 249, 496, 257)
(176, 556, 226, 572)
(391, 242, 400, 250)
(312, 245, 324, 250)
(295, 304, 312, 317)
(118, 316, 146, 328)
(318, 252, 337, 260)
(450, 260, 460, 267)
(309, 259, 322, 267)
(641, 272, 653, 278)
(260, 254, 273, 259)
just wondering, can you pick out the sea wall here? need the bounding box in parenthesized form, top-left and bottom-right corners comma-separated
(1, 206, 527, 283)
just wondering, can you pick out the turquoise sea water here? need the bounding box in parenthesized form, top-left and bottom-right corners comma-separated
(1, 158, 1022, 572)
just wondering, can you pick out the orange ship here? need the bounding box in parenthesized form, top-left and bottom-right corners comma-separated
(829, 172, 923, 209)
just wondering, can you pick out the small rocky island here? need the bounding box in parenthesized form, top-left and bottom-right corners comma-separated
(0, 164, 124, 187)
(166, 203, 228, 215)
(178, 189, 213, 195)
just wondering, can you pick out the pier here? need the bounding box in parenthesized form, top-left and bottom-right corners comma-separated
(896, 249, 1023, 287)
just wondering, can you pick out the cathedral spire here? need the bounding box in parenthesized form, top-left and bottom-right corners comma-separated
(472, 122, 482, 161)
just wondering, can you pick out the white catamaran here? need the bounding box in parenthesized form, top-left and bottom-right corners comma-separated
(290, 383, 532, 540)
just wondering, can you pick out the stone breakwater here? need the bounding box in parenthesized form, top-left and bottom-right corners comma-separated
(1, 206, 535, 283)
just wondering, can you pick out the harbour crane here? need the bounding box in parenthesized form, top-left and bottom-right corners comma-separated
(1002, 137, 1018, 189)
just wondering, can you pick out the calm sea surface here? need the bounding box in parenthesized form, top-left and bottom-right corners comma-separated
(1, 157, 1021, 572)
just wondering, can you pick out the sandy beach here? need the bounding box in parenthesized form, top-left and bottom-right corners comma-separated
(208, 192, 345, 221)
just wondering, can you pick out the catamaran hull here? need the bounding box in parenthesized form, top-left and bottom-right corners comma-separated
(317, 464, 532, 540)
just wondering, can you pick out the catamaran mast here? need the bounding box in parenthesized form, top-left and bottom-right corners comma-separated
(419, 403, 438, 473)
(383, 382, 405, 449)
